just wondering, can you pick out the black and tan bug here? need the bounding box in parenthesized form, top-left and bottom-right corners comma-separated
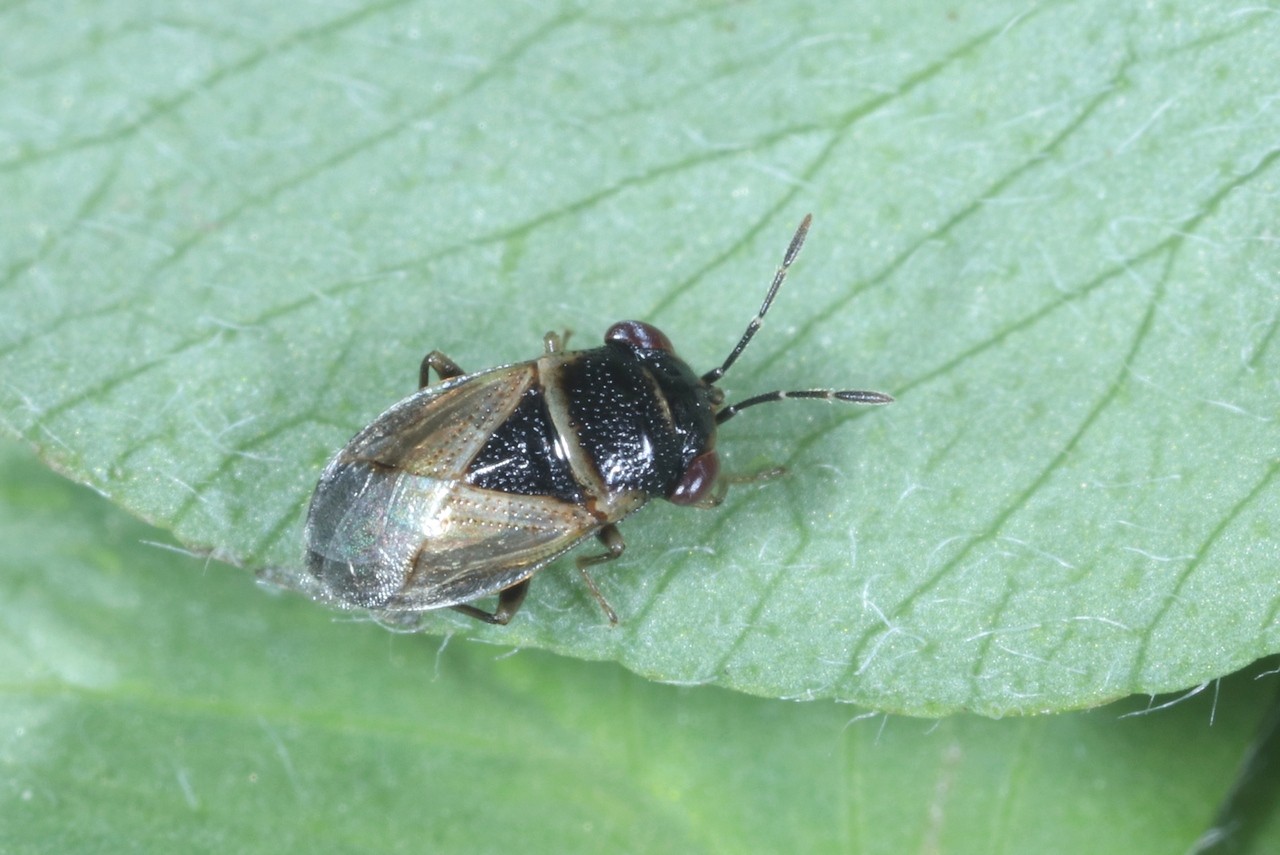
(299, 215, 891, 625)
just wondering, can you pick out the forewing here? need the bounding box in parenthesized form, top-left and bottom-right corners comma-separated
(344, 363, 536, 477)
(381, 482, 604, 611)
(306, 360, 650, 615)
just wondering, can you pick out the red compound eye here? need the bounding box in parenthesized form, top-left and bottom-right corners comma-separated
(605, 320, 674, 353)
(668, 450, 719, 506)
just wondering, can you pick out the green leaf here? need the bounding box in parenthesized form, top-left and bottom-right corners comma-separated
(1, 436, 1278, 853)
(1, 0, 1277, 716)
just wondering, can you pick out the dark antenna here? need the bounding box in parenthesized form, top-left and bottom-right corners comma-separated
(701, 214, 813, 385)
(704, 214, 894, 424)
(716, 388, 893, 425)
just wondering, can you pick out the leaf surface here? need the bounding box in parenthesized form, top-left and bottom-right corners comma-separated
(1, 0, 1277, 714)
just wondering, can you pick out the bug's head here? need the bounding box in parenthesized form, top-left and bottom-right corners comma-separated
(603, 216, 892, 507)
(605, 319, 720, 505)
(687, 215, 894, 497)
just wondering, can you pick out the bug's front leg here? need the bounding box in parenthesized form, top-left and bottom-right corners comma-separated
(696, 465, 787, 508)
(450, 579, 530, 626)
(419, 351, 466, 389)
(576, 524, 624, 625)
(542, 330, 573, 354)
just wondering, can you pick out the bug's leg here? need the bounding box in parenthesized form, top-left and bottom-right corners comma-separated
(691, 478, 730, 509)
(450, 579, 530, 625)
(698, 465, 786, 508)
(371, 610, 429, 633)
(576, 525, 623, 625)
(727, 464, 787, 487)
(419, 351, 466, 389)
(543, 330, 573, 354)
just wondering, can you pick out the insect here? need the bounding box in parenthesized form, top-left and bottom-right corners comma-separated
(299, 215, 892, 626)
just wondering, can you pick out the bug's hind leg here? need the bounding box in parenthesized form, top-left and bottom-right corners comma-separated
(576, 525, 624, 625)
(451, 579, 530, 626)
(420, 351, 466, 388)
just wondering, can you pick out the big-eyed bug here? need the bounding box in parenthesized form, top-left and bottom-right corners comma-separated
(297, 215, 891, 625)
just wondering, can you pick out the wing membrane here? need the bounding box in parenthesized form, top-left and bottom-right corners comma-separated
(306, 465, 602, 610)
